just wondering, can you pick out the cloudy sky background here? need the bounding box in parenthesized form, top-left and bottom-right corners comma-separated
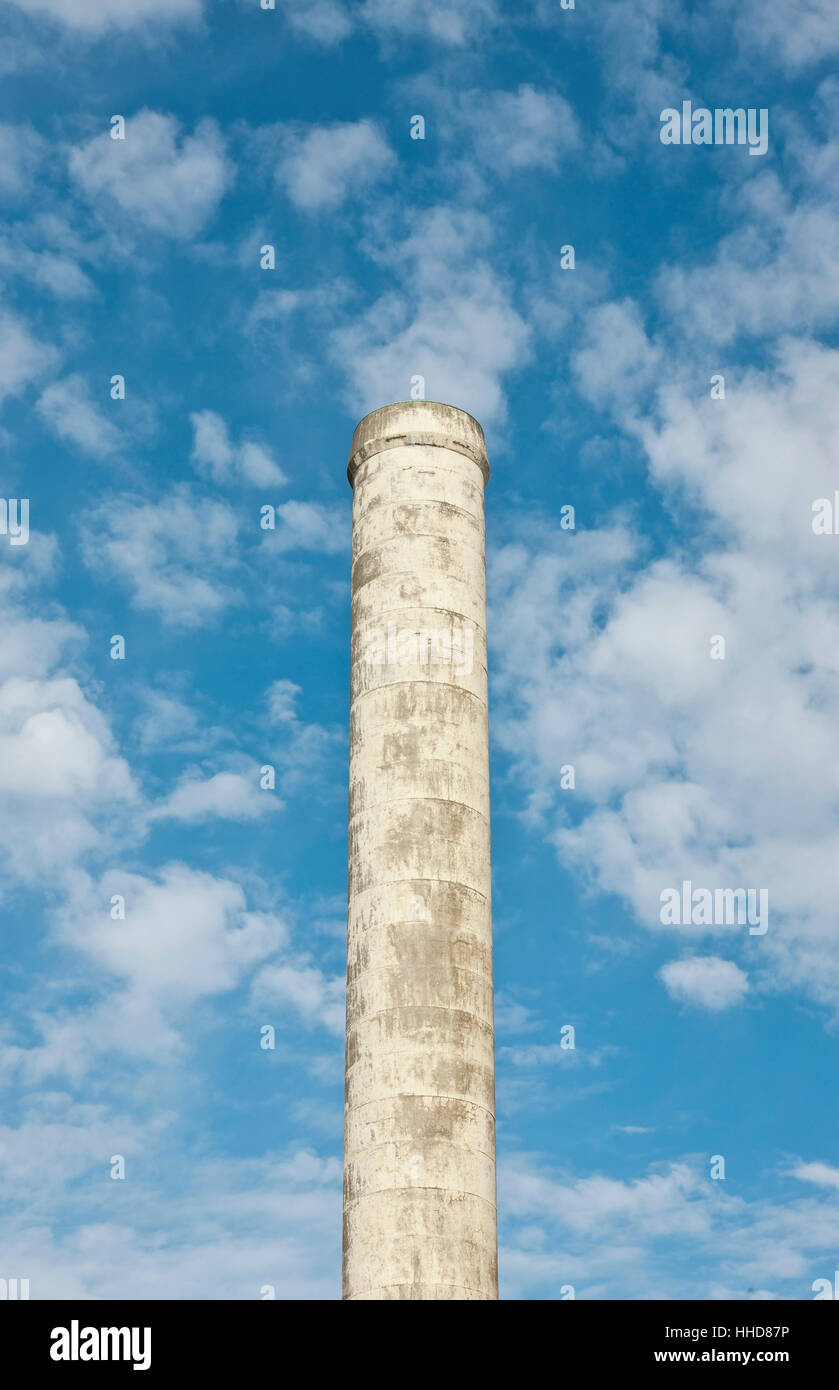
(1, 0, 838, 1299)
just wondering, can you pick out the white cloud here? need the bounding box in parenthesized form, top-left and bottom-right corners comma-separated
(261, 681, 342, 795)
(500, 1043, 581, 1066)
(359, 0, 497, 45)
(239, 441, 285, 487)
(494, 992, 541, 1035)
(153, 769, 283, 823)
(455, 85, 580, 172)
(0, 682, 125, 800)
(276, 119, 394, 212)
(267, 679, 301, 723)
(791, 1161, 839, 1191)
(131, 689, 201, 752)
(658, 187, 839, 345)
(0, 674, 137, 880)
(572, 298, 661, 411)
(189, 408, 233, 476)
(0, 122, 45, 196)
(190, 409, 287, 487)
(0, 1134, 340, 1299)
(585, 0, 689, 141)
(0, 1097, 145, 1191)
(638, 338, 839, 561)
(331, 206, 530, 424)
(0, 233, 94, 299)
(252, 960, 345, 1034)
(494, 280, 839, 1016)
(70, 109, 231, 239)
(0, 530, 60, 605)
(7, 0, 201, 34)
(263, 500, 348, 554)
(37, 374, 122, 457)
(6, 865, 288, 1082)
(0, 310, 58, 406)
(0, 526, 133, 892)
(732, 0, 839, 73)
(81, 489, 242, 627)
(275, 719, 342, 795)
(494, 503, 839, 1011)
(505, 1157, 710, 1239)
(59, 864, 285, 1003)
(500, 1151, 839, 1299)
(281, 0, 352, 44)
(659, 956, 750, 1011)
(247, 280, 352, 331)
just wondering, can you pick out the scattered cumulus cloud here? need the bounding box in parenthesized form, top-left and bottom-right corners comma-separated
(0, 674, 137, 880)
(70, 110, 231, 240)
(252, 960, 345, 1034)
(501, 1150, 839, 1299)
(454, 85, 581, 172)
(267, 679, 301, 723)
(331, 206, 531, 423)
(0, 310, 58, 406)
(359, 0, 497, 45)
(81, 489, 242, 627)
(276, 119, 395, 213)
(152, 769, 283, 823)
(190, 409, 287, 487)
(37, 374, 123, 458)
(790, 1161, 839, 1191)
(6, 0, 202, 35)
(658, 956, 750, 1011)
(0, 122, 45, 196)
(280, 0, 352, 44)
(732, 0, 839, 73)
(263, 500, 349, 554)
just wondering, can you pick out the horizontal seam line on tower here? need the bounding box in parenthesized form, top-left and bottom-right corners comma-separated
(351, 605, 487, 631)
(344, 1193, 498, 1215)
(348, 961, 492, 985)
(352, 664, 488, 681)
(350, 603, 486, 629)
(344, 1283, 493, 1298)
(350, 440, 488, 476)
(349, 877, 488, 899)
(353, 533, 484, 562)
(350, 680, 487, 707)
(351, 571, 485, 599)
(351, 436, 485, 455)
(349, 793, 489, 821)
(347, 1093, 497, 1120)
(354, 498, 482, 522)
(348, 1002, 493, 1017)
(351, 669, 489, 689)
(353, 552, 485, 577)
(350, 761, 489, 782)
(351, 754, 490, 772)
(349, 801, 490, 823)
(349, 951, 491, 963)
(353, 446, 483, 465)
(346, 1007, 494, 1028)
(347, 1143, 496, 1164)
(352, 663, 489, 686)
(347, 950, 491, 961)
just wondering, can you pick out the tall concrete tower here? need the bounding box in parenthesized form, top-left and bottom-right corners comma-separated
(343, 400, 497, 1301)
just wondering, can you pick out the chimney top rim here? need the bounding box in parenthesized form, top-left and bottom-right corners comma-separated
(347, 400, 489, 488)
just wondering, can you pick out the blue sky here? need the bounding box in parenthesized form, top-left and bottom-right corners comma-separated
(1, 0, 838, 1301)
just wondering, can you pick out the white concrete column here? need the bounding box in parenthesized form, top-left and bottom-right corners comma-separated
(343, 400, 497, 1301)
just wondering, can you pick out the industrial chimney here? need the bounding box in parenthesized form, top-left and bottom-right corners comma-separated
(343, 401, 497, 1300)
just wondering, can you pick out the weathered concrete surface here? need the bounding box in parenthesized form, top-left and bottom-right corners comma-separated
(343, 401, 497, 1301)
